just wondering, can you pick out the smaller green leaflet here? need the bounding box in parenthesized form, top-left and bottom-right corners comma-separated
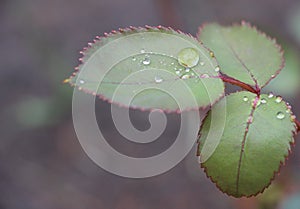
(198, 22, 284, 89)
(198, 91, 296, 197)
(66, 27, 224, 112)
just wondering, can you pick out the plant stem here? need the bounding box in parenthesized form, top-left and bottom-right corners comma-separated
(220, 75, 259, 94)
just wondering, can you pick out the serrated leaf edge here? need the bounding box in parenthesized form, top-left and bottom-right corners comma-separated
(196, 20, 285, 90)
(65, 25, 225, 113)
(197, 90, 297, 198)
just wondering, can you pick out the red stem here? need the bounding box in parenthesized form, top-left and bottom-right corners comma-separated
(220, 75, 259, 94)
(220, 74, 300, 133)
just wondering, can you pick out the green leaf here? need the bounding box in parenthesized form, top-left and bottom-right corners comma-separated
(66, 26, 224, 111)
(262, 45, 300, 98)
(198, 22, 284, 89)
(198, 91, 296, 197)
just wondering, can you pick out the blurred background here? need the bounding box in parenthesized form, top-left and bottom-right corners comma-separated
(1, 0, 300, 208)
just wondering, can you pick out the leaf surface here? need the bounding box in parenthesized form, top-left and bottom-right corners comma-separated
(198, 22, 284, 89)
(67, 27, 224, 111)
(198, 91, 296, 197)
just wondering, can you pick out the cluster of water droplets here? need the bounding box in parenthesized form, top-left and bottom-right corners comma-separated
(137, 50, 160, 83)
(242, 93, 295, 121)
(268, 93, 286, 120)
(134, 47, 221, 85)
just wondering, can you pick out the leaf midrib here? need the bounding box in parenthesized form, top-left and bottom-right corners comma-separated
(235, 97, 258, 195)
(219, 29, 258, 88)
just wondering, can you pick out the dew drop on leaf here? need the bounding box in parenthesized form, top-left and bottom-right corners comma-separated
(140, 49, 145, 53)
(275, 96, 283, 103)
(200, 61, 205, 66)
(181, 74, 190, 80)
(154, 76, 163, 83)
(268, 93, 274, 98)
(142, 57, 151, 65)
(276, 112, 285, 119)
(132, 57, 137, 61)
(185, 68, 190, 72)
(215, 66, 220, 72)
(243, 96, 249, 102)
(79, 79, 85, 84)
(261, 98, 267, 104)
(177, 47, 200, 68)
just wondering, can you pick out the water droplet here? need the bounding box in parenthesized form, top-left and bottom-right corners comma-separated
(275, 96, 282, 103)
(79, 79, 85, 84)
(175, 70, 181, 75)
(200, 74, 209, 78)
(142, 57, 151, 65)
(171, 62, 175, 65)
(140, 49, 145, 53)
(177, 48, 200, 68)
(154, 76, 163, 83)
(215, 66, 220, 72)
(260, 98, 267, 104)
(268, 93, 274, 98)
(185, 68, 190, 72)
(209, 51, 215, 57)
(132, 57, 137, 61)
(276, 112, 285, 119)
(191, 72, 195, 76)
(243, 96, 249, 102)
(200, 61, 205, 66)
(181, 74, 190, 80)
